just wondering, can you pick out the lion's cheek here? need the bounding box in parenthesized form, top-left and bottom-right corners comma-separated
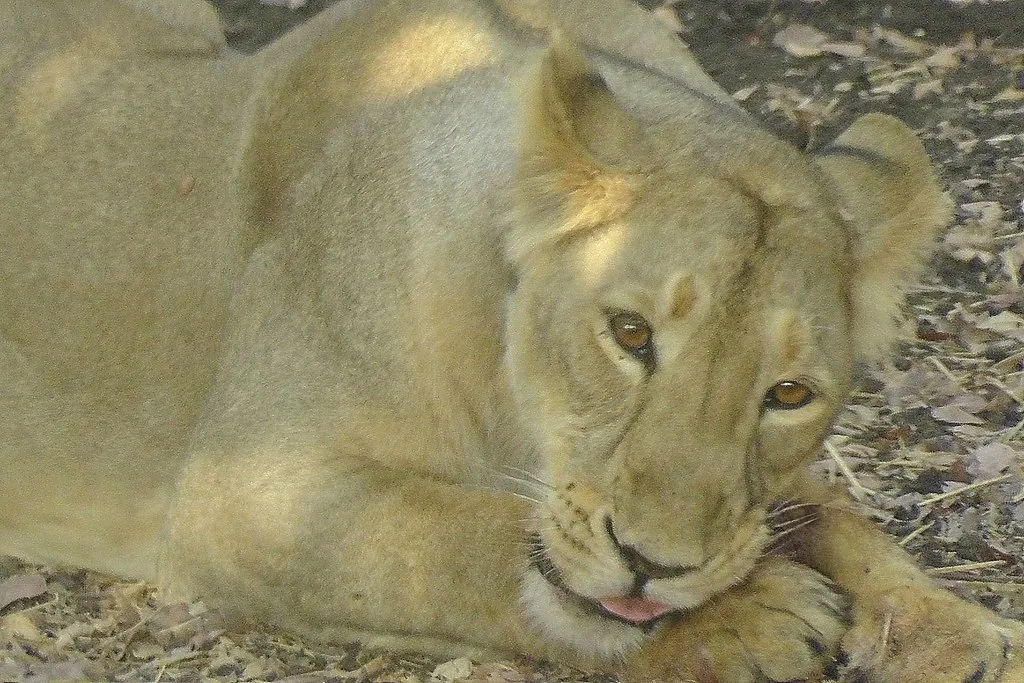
(754, 433, 831, 501)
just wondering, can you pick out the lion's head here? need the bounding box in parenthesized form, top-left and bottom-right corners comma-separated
(501, 41, 949, 656)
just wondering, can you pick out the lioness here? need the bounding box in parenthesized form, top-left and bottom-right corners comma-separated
(1, 0, 1021, 680)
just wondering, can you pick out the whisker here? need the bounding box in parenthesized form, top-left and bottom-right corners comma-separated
(500, 516, 553, 528)
(508, 518, 548, 526)
(769, 517, 819, 544)
(767, 501, 819, 517)
(475, 485, 544, 504)
(497, 479, 552, 499)
(500, 465, 554, 490)
(773, 514, 819, 531)
(461, 459, 551, 499)
(497, 472, 550, 492)
(505, 490, 545, 504)
(769, 514, 819, 532)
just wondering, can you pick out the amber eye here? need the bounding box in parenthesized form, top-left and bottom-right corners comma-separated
(764, 381, 814, 410)
(608, 312, 655, 368)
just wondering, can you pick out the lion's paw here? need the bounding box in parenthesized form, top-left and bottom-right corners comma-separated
(622, 558, 849, 682)
(843, 585, 1024, 683)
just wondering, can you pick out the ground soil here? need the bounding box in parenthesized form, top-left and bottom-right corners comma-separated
(2, 1, 1024, 681)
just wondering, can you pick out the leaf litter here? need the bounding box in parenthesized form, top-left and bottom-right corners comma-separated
(3, 1, 1024, 681)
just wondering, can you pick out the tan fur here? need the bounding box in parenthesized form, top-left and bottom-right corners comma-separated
(2, 1, 1022, 680)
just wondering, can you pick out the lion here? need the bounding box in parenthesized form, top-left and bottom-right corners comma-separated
(1, 0, 1022, 680)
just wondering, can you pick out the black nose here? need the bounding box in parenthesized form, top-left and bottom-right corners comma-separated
(604, 516, 699, 585)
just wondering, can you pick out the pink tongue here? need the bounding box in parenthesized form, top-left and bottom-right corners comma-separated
(598, 596, 675, 624)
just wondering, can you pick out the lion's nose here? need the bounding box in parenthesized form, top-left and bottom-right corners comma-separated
(604, 516, 699, 583)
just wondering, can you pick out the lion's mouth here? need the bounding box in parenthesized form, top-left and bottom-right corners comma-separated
(527, 533, 677, 630)
(596, 594, 675, 624)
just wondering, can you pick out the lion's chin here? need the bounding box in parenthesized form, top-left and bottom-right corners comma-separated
(520, 570, 652, 659)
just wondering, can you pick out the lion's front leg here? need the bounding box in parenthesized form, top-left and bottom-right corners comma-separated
(621, 557, 849, 683)
(159, 450, 563, 661)
(793, 492, 1024, 682)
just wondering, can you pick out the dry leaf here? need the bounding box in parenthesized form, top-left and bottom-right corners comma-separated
(471, 661, 529, 683)
(54, 620, 100, 650)
(872, 27, 932, 56)
(732, 84, 759, 101)
(913, 79, 944, 100)
(943, 220, 996, 263)
(773, 24, 830, 57)
(148, 601, 193, 631)
(931, 404, 986, 425)
(0, 573, 47, 611)
(925, 47, 961, 71)
(821, 41, 866, 58)
(241, 656, 287, 680)
(991, 86, 1024, 102)
(1, 611, 46, 642)
(975, 311, 1024, 341)
(1000, 240, 1024, 284)
(432, 657, 473, 681)
(961, 201, 1004, 227)
(131, 641, 167, 661)
(968, 443, 1020, 481)
(986, 133, 1022, 145)
(947, 393, 988, 414)
(651, 4, 683, 32)
(772, 26, 865, 59)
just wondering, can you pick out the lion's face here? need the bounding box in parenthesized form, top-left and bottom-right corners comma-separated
(501, 42, 946, 656)
(506, 154, 855, 654)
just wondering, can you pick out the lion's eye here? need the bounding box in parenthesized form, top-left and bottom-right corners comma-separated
(764, 381, 814, 410)
(609, 312, 655, 368)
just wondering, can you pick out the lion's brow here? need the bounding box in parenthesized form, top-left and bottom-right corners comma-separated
(721, 182, 776, 297)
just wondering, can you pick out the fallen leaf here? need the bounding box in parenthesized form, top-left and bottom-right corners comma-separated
(931, 404, 986, 425)
(961, 200, 1004, 226)
(773, 24, 830, 58)
(925, 47, 961, 71)
(0, 573, 47, 611)
(872, 27, 932, 56)
(1000, 240, 1024, 284)
(949, 458, 972, 483)
(149, 601, 193, 631)
(651, 4, 683, 32)
(913, 79, 944, 100)
(985, 133, 1022, 145)
(731, 84, 759, 101)
(471, 661, 528, 683)
(15, 658, 96, 681)
(943, 219, 996, 263)
(337, 655, 386, 680)
(976, 311, 1024, 342)
(953, 424, 999, 439)
(54, 620, 100, 650)
(820, 41, 866, 58)
(991, 86, 1024, 102)
(433, 657, 473, 681)
(968, 443, 1020, 481)
(131, 641, 167, 661)
(1, 611, 46, 642)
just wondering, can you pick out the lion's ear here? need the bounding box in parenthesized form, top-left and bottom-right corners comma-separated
(506, 36, 642, 263)
(815, 113, 951, 361)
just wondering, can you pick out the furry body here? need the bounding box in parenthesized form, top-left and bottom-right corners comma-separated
(2, 1, 1022, 679)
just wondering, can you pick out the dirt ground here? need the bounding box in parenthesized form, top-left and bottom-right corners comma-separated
(2, 1, 1024, 681)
